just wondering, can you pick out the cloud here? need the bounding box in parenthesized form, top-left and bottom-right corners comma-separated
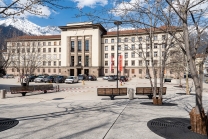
(72, 0, 108, 8)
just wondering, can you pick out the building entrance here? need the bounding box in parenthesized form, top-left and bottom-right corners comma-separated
(84, 69, 89, 76)
(77, 69, 82, 76)
(70, 69, 74, 76)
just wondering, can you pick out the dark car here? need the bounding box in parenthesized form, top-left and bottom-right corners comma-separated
(43, 75, 56, 83)
(55, 75, 67, 83)
(28, 75, 38, 82)
(184, 74, 192, 78)
(108, 75, 116, 81)
(120, 76, 128, 82)
(88, 75, 97, 81)
(78, 74, 88, 80)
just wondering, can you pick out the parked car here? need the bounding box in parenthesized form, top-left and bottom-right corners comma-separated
(108, 75, 116, 81)
(3, 74, 14, 78)
(184, 74, 192, 78)
(145, 75, 150, 79)
(88, 75, 97, 81)
(120, 76, 128, 82)
(27, 75, 38, 82)
(103, 76, 109, 80)
(34, 76, 45, 83)
(55, 75, 67, 83)
(78, 74, 88, 80)
(43, 75, 56, 83)
(65, 76, 79, 84)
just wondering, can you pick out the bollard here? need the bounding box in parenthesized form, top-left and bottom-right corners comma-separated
(82, 80, 85, 85)
(0, 89, 6, 99)
(57, 85, 60, 91)
(128, 88, 134, 100)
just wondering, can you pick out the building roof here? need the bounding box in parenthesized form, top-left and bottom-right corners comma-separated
(6, 35, 61, 42)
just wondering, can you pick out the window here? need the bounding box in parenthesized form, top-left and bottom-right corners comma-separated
(12, 49, 15, 53)
(111, 69, 114, 73)
(146, 52, 150, 57)
(78, 56, 82, 65)
(105, 69, 108, 73)
(43, 68, 45, 73)
(54, 42, 57, 46)
(153, 60, 158, 66)
(162, 35, 166, 40)
(105, 39, 108, 43)
(22, 48, 25, 53)
(53, 69, 56, 73)
(154, 52, 158, 57)
(111, 46, 114, 51)
(139, 69, 142, 74)
(54, 48, 56, 52)
(162, 43, 166, 48)
(139, 52, 142, 57)
(38, 48, 41, 52)
(27, 48, 30, 53)
(112, 60, 114, 66)
(146, 36, 150, 41)
(48, 69, 51, 73)
(131, 44, 135, 50)
(54, 61, 56, 66)
(131, 52, 135, 58)
(125, 53, 128, 58)
(43, 48, 46, 53)
(125, 60, 128, 66)
(59, 61, 61, 66)
(154, 43, 158, 49)
(71, 41, 74, 52)
(132, 69, 135, 74)
(105, 46, 108, 51)
(21, 42, 24, 46)
(111, 53, 114, 58)
(43, 42, 46, 46)
(59, 41, 61, 45)
(27, 42, 30, 46)
(85, 40, 89, 51)
(59, 48, 61, 52)
(105, 61, 108, 66)
(131, 37, 135, 42)
(147, 60, 150, 66)
(162, 51, 165, 56)
(118, 45, 121, 50)
(105, 53, 108, 58)
(48, 42, 51, 46)
(146, 44, 150, 49)
(48, 48, 51, 52)
(124, 38, 128, 42)
(119, 38, 121, 43)
(124, 45, 128, 50)
(17, 48, 20, 53)
(139, 44, 142, 49)
(139, 37, 142, 41)
(38, 42, 41, 46)
(131, 60, 135, 66)
(111, 39, 114, 43)
(59, 54, 61, 59)
(32, 48, 35, 52)
(59, 69, 61, 73)
(139, 60, 142, 66)
(12, 68, 14, 72)
(85, 56, 89, 66)
(43, 61, 46, 66)
(71, 56, 74, 66)
(48, 61, 51, 66)
(154, 35, 158, 41)
(78, 40, 82, 51)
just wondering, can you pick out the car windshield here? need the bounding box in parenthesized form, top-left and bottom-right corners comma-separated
(38, 76, 44, 78)
(67, 77, 74, 79)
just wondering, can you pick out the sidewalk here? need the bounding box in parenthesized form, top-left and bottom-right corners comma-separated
(0, 78, 208, 139)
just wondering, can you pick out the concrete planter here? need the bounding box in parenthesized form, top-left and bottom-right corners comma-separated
(189, 107, 207, 135)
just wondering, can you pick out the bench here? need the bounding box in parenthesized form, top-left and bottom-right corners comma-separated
(10, 84, 59, 96)
(97, 88, 127, 100)
(135, 87, 167, 99)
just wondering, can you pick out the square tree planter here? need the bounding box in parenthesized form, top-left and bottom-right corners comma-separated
(152, 97, 163, 105)
(189, 107, 207, 135)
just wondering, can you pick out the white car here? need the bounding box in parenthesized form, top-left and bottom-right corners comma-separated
(65, 76, 79, 84)
(34, 76, 44, 83)
(103, 76, 109, 80)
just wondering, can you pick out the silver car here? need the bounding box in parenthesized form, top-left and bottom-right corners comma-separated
(65, 76, 79, 84)
(34, 76, 45, 83)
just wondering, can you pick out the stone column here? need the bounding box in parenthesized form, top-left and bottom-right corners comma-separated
(68, 37, 71, 67)
(74, 37, 78, 66)
(82, 36, 85, 74)
(89, 35, 92, 73)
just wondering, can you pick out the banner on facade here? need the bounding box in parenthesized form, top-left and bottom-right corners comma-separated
(119, 55, 123, 71)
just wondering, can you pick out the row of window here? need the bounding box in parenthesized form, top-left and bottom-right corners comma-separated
(43, 61, 61, 66)
(104, 60, 158, 66)
(11, 68, 61, 73)
(104, 35, 168, 43)
(11, 47, 61, 53)
(104, 69, 147, 74)
(70, 56, 89, 67)
(71, 40, 89, 51)
(104, 51, 165, 59)
(104, 43, 173, 51)
(12, 41, 61, 47)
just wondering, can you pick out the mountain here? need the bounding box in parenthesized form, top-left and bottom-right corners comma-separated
(0, 18, 61, 35)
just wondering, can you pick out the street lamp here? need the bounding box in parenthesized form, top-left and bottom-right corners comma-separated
(114, 21, 122, 88)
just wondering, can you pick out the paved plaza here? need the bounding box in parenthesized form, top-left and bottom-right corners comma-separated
(1, 77, 208, 139)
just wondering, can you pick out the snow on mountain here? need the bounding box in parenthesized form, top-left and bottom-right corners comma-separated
(0, 18, 61, 35)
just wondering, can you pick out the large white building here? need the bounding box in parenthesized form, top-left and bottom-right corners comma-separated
(5, 22, 183, 78)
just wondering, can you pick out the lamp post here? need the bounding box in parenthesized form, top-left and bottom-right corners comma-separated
(114, 21, 122, 88)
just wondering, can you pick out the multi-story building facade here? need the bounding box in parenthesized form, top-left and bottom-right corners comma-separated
(5, 22, 183, 78)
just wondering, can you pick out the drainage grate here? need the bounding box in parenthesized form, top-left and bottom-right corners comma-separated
(147, 117, 207, 139)
(0, 118, 19, 132)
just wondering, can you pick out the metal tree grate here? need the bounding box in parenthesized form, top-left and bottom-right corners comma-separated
(0, 118, 19, 132)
